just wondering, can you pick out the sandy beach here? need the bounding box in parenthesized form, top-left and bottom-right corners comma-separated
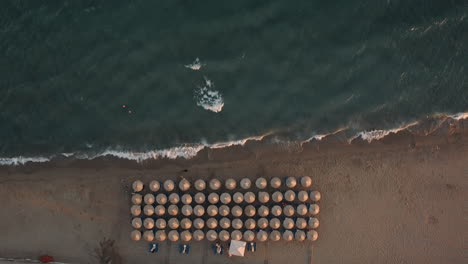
(0, 116, 466, 264)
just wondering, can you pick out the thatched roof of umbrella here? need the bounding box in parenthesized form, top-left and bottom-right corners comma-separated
(144, 218, 155, 229)
(272, 191, 283, 203)
(168, 193, 180, 204)
(206, 230, 218, 242)
(179, 179, 190, 191)
(243, 230, 255, 242)
(257, 218, 268, 229)
(208, 193, 219, 204)
(231, 230, 242, 241)
(168, 218, 179, 229)
(283, 217, 294, 229)
(130, 205, 141, 216)
(193, 230, 204, 241)
(298, 191, 309, 202)
(131, 194, 142, 205)
(218, 205, 230, 216)
(283, 205, 294, 217)
(231, 205, 243, 217)
(154, 205, 165, 216)
(297, 204, 308, 216)
(220, 193, 232, 204)
(244, 218, 256, 230)
(193, 218, 205, 229)
(207, 205, 218, 216)
(270, 230, 281, 241)
(168, 230, 179, 242)
(219, 230, 230, 242)
(156, 193, 167, 205)
(309, 204, 320, 215)
(132, 180, 144, 192)
(164, 180, 175, 192)
(310, 191, 321, 202)
(296, 218, 307, 229)
(206, 218, 218, 229)
(132, 218, 142, 229)
(181, 194, 192, 205)
(284, 190, 296, 202)
(180, 218, 192, 229)
(308, 217, 320, 228)
(180, 230, 192, 242)
(307, 230, 319, 241)
(149, 180, 160, 192)
(244, 192, 256, 203)
(143, 205, 155, 216)
(181, 205, 193, 216)
(168, 204, 179, 216)
(155, 230, 167, 242)
(240, 178, 252, 189)
(271, 205, 282, 217)
(225, 178, 236, 190)
(156, 219, 166, 229)
(130, 230, 141, 241)
(286, 177, 297, 188)
(255, 177, 267, 189)
(282, 230, 293, 241)
(295, 230, 306, 241)
(300, 176, 312, 188)
(144, 193, 155, 205)
(219, 217, 231, 229)
(258, 192, 270, 203)
(232, 218, 243, 229)
(194, 179, 206, 191)
(209, 179, 221, 190)
(270, 177, 281, 188)
(269, 218, 281, 229)
(194, 192, 206, 204)
(257, 230, 268, 242)
(194, 205, 205, 217)
(258, 205, 269, 217)
(143, 230, 154, 242)
(233, 192, 244, 204)
(244, 205, 256, 217)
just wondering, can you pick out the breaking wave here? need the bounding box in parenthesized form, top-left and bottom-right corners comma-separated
(194, 77, 224, 113)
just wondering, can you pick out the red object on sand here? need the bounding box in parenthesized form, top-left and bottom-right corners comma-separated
(39, 255, 54, 263)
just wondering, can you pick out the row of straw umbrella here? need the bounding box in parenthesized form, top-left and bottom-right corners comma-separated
(131, 229, 319, 242)
(132, 176, 314, 193)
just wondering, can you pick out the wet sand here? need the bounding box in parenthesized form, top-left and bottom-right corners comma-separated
(0, 117, 466, 264)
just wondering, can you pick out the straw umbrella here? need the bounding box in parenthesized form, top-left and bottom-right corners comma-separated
(243, 231, 255, 242)
(219, 205, 230, 216)
(144, 193, 155, 205)
(284, 190, 296, 202)
(181, 205, 193, 217)
(168, 230, 179, 242)
(295, 230, 306, 241)
(168, 193, 180, 204)
(233, 192, 244, 204)
(257, 218, 268, 229)
(270, 177, 281, 188)
(225, 178, 236, 190)
(156, 193, 167, 205)
(168, 218, 179, 229)
(132, 218, 142, 229)
(179, 179, 190, 191)
(168, 204, 179, 216)
(255, 177, 267, 189)
(220, 193, 232, 204)
(310, 191, 321, 202)
(272, 191, 283, 203)
(307, 230, 319, 241)
(206, 230, 218, 242)
(131, 205, 141, 216)
(244, 192, 256, 203)
(154, 205, 165, 216)
(219, 217, 231, 229)
(194, 192, 206, 204)
(269, 218, 281, 229)
(132, 180, 144, 192)
(131, 230, 141, 241)
(231, 205, 243, 217)
(283, 218, 294, 229)
(180, 230, 192, 242)
(193, 218, 205, 229)
(300, 176, 312, 188)
(208, 193, 219, 204)
(245, 218, 256, 230)
(164, 180, 175, 192)
(298, 191, 309, 202)
(194, 205, 205, 217)
(231, 230, 242, 241)
(156, 219, 166, 229)
(296, 218, 307, 229)
(131, 194, 142, 205)
(244, 205, 256, 217)
(258, 205, 269, 217)
(193, 230, 204, 241)
(271, 205, 282, 217)
(181, 194, 192, 205)
(149, 180, 160, 192)
(232, 218, 243, 230)
(219, 230, 230, 242)
(194, 179, 206, 191)
(257, 230, 268, 242)
(308, 217, 320, 229)
(270, 230, 281, 241)
(143, 205, 155, 216)
(206, 218, 218, 229)
(144, 218, 154, 229)
(143, 230, 154, 242)
(155, 230, 167, 242)
(282, 230, 293, 241)
(283, 205, 294, 217)
(240, 178, 252, 189)
(309, 204, 320, 215)
(209, 179, 221, 190)
(297, 204, 308, 216)
(207, 205, 218, 217)
(286, 177, 297, 188)
(258, 192, 270, 203)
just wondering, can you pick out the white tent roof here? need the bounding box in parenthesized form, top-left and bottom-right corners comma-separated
(229, 240, 246, 257)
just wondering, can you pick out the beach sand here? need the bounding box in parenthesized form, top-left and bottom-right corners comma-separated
(0, 117, 466, 264)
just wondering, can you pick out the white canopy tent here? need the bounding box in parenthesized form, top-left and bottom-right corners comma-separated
(229, 240, 246, 257)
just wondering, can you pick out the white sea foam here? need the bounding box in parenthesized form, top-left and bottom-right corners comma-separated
(194, 77, 224, 113)
(0, 156, 50, 166)
(185, 57, 203, 70)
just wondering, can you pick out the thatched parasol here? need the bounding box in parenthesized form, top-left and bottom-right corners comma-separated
(244, 205, 256, 217)
(296, 218, 307, 229)
(244, 192, 256, 203)
(233, 192, 244, 204)
(284, 190, 296, 202)
(149, 180, 160, 192)
(220, 193, 232, 204)
(193, 230, 204, 241)
(193, 218, 205, 229)
(194, 179, 206, 191)
(206, 218, 218, 229)
(231, 230, 242, 241)
(180, 230, 192, 242)
(298, 191, 309, 202)
(181, 194, 192, 205)
(270, 177, 281, 188)
(218, 205, 230, 216)
(270, 230, 281, 241)
(231, 205, 243, 217)
(256, 230, 268, 242)
(219, 230, 230, 242)
(168, 204, 179, 216)
(309, 204, 320, 215)
(296, 204, 308, 216)
(168, 230, 179, 242)
(206, 230, 218, 242)
(143, 218, 154, 229)
(257, 218, 268, 229)
(209, 179, 221, 190)
(244, 218, 256, 230)
(282, 230, 293, 241)
(144, 193, 155, 205)
(143, 205, 155, 216)
(154, 205, 165, 216)
(132, 180, 144, 192)
(180, 218, 192, 229)
(143, 230, 154, 242)
(283, 217, 294, 229)
(219, 217, 231, 229)
(232, 218, 243, 229)
(131, 230, 141, 241)
(272, 191, 283, 203)
(207, 205, 218, 217)
(258, 205, 269, 217)
(179, 179, 190, 191)
(155, 230, 167, 242)
(168, 218, 179, 229)
(156, 193, 167, 205)
(286, 177, 297, 188)
(308, 217, 320, 229)
(255, 177, 267, 189)
(307, 230, 319, 241)
(131, 218, 142, 229)
(295, 230, 306, 241)
(310, 191, 321, 202)
(168, 193, 180, 204)
(130, 205, 141, 216)
(271, 205, 282, 217)
(269, 218, 281, 229)
(300, 176, 312, 188)
(283, 205, 294, 217)
(194, 192, 206, 204)
(225, 178, 236, 190)
(258, 192, 270, 203)
(155, 219, 166, 229)
(208, 193, 219, 204)
(181, 205, 193, 216)
(194, 205, 205, 217)
(131, 194, 142, 205)
(240, 178, 252, 189)
(163, 180, 175, 192)
(243, 230, 255, 242)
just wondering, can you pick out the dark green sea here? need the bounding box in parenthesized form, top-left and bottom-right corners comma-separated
(1, 0, 467, 164)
